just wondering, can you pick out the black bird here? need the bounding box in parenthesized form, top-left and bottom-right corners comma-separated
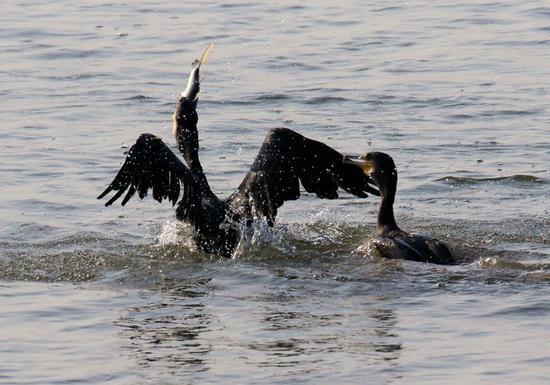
(345, 152, 456, 265)
(98, 46, 379, 257)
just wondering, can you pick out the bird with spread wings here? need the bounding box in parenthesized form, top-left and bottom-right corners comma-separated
(98, 45, 378, 257)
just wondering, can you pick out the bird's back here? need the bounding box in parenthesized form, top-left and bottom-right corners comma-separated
(370, 229, 455, 265)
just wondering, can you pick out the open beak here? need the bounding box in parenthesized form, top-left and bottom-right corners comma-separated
(343, 156, 374, 176)
(181, 43, 214, 101)
(343, 156, 380, 196)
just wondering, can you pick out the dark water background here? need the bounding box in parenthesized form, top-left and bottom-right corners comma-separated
(1, 0, 549, 383)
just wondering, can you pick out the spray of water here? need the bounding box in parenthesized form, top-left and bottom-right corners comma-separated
(156, 220, 196, 252)
(228, 218, 296, 259)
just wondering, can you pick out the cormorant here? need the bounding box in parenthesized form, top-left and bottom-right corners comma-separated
(98, 47, 379, 257)
(345, 152, 456, 265)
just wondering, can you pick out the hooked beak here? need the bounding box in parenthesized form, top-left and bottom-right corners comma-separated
(181, 43, 214, 100)
(343, 156, 374, 176)
(343, 156, 380, 196)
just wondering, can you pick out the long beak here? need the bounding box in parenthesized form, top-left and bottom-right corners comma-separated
(343, 156, 374, 175)
(343, 156, 380, 196)
(181, 43, 214, 100)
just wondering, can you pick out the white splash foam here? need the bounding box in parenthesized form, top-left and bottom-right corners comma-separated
(355, 241, 379, 258)
(156, 220, 196, 251)
(230, 218, 295, 259)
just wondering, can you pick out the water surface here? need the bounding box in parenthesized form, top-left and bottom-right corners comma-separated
(1, 0, 549, 383)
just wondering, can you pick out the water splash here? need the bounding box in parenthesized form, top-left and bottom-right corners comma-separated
(156, 220, 196, 251)
(230, 218, 296, 259)
(355, 241, 379, 259)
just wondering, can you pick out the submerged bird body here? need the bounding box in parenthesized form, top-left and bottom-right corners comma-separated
(370, 228, 454, 265)
(347, 152, 455, 265)
(98, 48, 377, 257)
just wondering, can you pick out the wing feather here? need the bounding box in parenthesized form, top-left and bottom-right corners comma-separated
(98, 133, 195, 207)
(229, 128, 378, 221)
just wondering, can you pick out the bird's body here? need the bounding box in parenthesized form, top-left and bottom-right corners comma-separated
(99, 48, 377, 257)
(347, 152, 455, 265)
(370, 228, 454, 265)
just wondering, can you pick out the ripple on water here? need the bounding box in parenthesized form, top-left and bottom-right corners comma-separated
(2, 0, 550, 382)
(437, 174, 546, 186)
(124, 94, 158, 102)
(1, 217, 548, 289)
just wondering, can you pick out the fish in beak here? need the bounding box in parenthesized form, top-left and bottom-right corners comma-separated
(181, 43, 214, 101)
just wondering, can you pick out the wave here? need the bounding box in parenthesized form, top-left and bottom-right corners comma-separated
(125, 94, 157, 102)
(437, 175, 546, 186)
(251, 93, 291, 102)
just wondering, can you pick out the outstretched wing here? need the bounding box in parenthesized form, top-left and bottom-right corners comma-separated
(228, 128, 379, 221)
(98, 133, 195, 207)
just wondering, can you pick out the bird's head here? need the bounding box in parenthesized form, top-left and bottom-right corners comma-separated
(344, 152, 397, 196)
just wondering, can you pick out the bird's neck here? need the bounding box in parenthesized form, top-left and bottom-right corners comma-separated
(378, 198, 397, 230)
(377, 175, 399, 231)
(173, 112, 212, 194)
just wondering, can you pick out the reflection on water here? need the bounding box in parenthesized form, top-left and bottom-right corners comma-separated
(117, 299, 212, 372)
(112, 276, 405, 383)
(4, 278, 549, 384)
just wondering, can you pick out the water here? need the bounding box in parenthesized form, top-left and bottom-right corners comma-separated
(1, 0, 549, 383)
